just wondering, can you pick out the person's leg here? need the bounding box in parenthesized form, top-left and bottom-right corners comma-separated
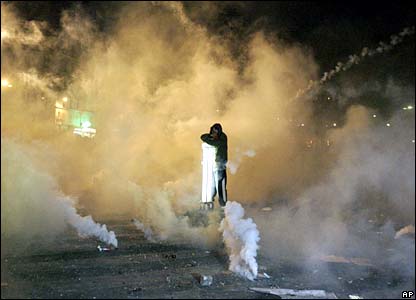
(209, 170, 217, 209)
(217, 169, 227, 207)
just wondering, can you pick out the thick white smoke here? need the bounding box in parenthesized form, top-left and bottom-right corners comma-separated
(1, 138, 118, 248)
(63, 197, 118, 248)
(133, 218, 156, 242)
(219, 201, 260, 280)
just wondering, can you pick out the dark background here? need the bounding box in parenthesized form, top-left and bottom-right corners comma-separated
(9, 1, 415, 71)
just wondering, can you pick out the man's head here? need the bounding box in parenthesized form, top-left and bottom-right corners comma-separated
(210, 123, 222, 139)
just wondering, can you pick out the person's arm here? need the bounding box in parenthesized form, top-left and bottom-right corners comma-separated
(201, 133, 214, 145)
(200, 133, 226, 147)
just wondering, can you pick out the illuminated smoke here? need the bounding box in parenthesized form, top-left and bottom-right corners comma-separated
(219, 201, 260, 280)
(1, 2, 413, 281)
(1, 138, 118, 248)
(228, 149, 256, 175)
(127, 181, 221, 247)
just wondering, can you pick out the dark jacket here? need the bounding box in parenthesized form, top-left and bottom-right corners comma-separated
(200, 132, 228, 169)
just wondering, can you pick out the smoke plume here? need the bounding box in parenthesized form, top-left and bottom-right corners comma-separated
(1, 138, 118, 248)
(133, 218, 156, 242)
(219, 201, 260, 280)
(295, 26, 415, 100)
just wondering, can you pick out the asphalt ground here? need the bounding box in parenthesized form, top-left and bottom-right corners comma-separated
(1, 215, 414, 299)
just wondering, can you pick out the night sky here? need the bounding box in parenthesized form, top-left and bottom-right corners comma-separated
(9, 1, 415, 72)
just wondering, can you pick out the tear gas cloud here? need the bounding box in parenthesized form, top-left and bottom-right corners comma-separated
(1, 1, 414, 275)
(1, 139, 118, 252)
(220, 201, 260, 280)
(255, 105, 415, 277)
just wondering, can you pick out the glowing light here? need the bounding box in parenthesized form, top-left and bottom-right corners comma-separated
(386, 123, 391, 127)
(55, 102, 63, 108)
(407, 105, 413, 110)
(1, 30, 9, 40)
(333, 123, 337, 127)
(8, 84, 12, 88)
(81, 120, 92, 128)
(1, 79, 9, 87)
(63, 97, 68, 102)
(73, 127, 96, 138)
(412, 140, 415, 143)
(373, 114, 377, 118)
(301, 123, 305, 127)
(201, 143, 216, 206)
(403, 107, 408, 110)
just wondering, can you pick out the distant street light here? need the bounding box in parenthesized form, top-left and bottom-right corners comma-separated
(1, 30, 9, 40)
(1, 79, 12, 89)
(1, 79, 9, 87)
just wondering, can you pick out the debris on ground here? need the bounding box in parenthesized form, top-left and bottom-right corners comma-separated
(191, 273, 213, 286)
(261, 207, 273, 212)
(320, 255, 349, 263)
(319, 255, 373, 266)
(394, 224, 415, 239)
(199, 275, 213, 286)
(257, 272, 271, 279)
(249, 287, 338, 299)
(97, 245, 111, 252)
(348, 258, 372, 266)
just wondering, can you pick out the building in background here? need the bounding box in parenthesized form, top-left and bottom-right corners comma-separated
(55, 96, 96, 138)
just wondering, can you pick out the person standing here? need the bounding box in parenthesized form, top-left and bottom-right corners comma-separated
(200, 123, 228, 208)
